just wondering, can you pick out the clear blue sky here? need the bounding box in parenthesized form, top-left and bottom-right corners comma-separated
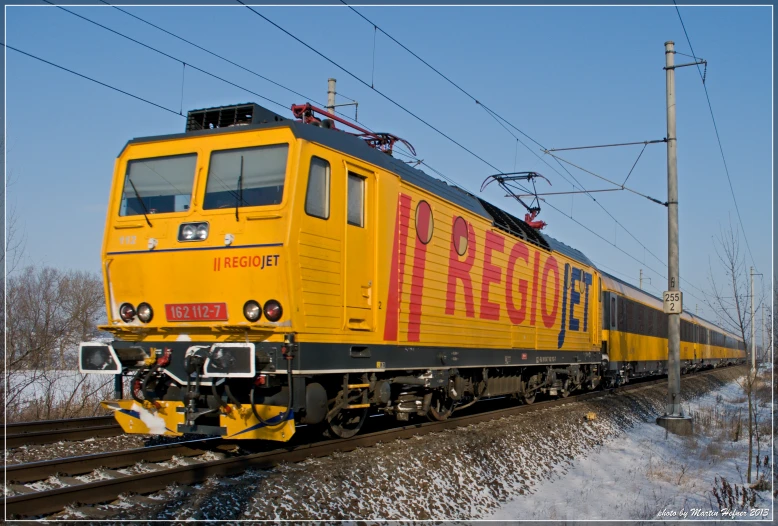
(5, 4, 773, 322)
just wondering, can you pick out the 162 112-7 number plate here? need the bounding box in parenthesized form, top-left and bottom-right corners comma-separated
(165, 303, 228, 322)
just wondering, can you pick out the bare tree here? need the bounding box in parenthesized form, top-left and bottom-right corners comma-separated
(0, 151, 29, 420)
(4, 266, 108, 421)
(705, 222, 760, 484)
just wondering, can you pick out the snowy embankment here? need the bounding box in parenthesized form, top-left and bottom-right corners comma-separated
(61, 367, 767, 522)
(488, 372, 773, 522)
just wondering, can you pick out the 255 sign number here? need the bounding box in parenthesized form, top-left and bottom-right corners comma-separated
(663, 291, 683, 314)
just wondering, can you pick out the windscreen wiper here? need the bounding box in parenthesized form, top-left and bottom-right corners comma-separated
(235, 155, 244, 222)
(128, 176, 153, 227)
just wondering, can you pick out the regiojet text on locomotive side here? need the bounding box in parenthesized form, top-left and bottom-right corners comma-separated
(79, 103, 745, 442)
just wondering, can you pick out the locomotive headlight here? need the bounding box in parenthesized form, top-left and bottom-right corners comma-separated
(243, 300, 262, 322)
(263, 300, 283, 322)
(137, 302, 154, 323)
(119, 303, 136, 322)
(181, 224, 196, 240)
(196, 224, 209, 240)
(178, 222, 209, 242)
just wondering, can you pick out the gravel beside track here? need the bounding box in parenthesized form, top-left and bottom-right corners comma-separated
(27, 366, 743, 521)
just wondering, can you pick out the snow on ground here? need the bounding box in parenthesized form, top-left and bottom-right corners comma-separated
(487, 375, 774, 522)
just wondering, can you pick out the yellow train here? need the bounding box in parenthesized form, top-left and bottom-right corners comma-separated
(79, 102, 745, 442)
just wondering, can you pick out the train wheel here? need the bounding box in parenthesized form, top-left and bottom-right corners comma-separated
(325, 377, 369, 439)
(326, 404, 368, 439)
(523, 374, 541, 405)
(560, 379, 570, 398)
(427, 392, 455, 421)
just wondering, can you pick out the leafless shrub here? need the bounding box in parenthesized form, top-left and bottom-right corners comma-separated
(706, 223, 764, 483)
(3, 265, 109, 422)
(711, 476, 757, 511)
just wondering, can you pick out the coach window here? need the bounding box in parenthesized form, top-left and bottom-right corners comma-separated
(305, 157, 330, 219)
(347, 172, 365, 227)
(610, 297, 616, 328)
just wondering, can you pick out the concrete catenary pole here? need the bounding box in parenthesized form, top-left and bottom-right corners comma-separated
(640, 269, 643, 290)
(327, 78, 336, 114)
(664, 41, 682, 418)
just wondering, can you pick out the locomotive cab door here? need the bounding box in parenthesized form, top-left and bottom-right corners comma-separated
(343, 162, 375, 331)
(298, 151, 345, 331)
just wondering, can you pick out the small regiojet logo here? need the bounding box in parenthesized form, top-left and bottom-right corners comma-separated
(213, 254, 280, 271)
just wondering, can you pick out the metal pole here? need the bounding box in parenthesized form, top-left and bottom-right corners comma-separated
(327, 78, 336, 114)
(751, 267, 756, 372)
(762, 303, 765, 363)
(640, 269, 643, 290)
(665, 40, 682, 418)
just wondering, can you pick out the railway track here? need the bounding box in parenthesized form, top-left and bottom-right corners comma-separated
(5, 415, 121, 448)
(5, 366, 741, 519)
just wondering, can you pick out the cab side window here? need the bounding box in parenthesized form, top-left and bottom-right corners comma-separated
(347, 172, 365, 227)
(305, 157, 330, 219)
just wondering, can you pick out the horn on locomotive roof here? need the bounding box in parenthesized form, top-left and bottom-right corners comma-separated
(291, 102, 415, 157)
(480, 171, 551, 230)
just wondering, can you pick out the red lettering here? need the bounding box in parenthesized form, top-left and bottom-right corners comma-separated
(445, 218, 476, 317)
(383, 194, 412, 341)
(232, 256, 238, 268)
(479, 231, 504, 320)
(540, 256, 560, 328)
(505, 240, 530, 324)
(240, 256, 248, 267)
(529, 250, 541, 326)
(224, 257, 231, 268)
(408, 227, 430, 342)
(252, 256, 261, 267)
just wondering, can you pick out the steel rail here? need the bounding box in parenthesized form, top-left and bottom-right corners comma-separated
(5, 415, 115, 434)
(6, 416, 122, 448)
(6, 366, 739, 519)
(6, 438, 226, 483)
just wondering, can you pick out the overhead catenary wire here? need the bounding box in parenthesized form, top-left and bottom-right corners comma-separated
(5, 38, 709, 308)
(337, 1, 715, 299)
(3, 42, 184, 117)
(90, 0, 366, 128)
(43, 2, 289, 112)
(48, 1, 426, 179)
(235, 0, 506, 175)
(22, 5, 711, 304)
(672, 1, 758, 273)
(339, 1, 679, 276)
(541, 198, 708, 306)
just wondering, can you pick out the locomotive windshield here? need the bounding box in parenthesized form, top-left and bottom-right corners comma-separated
(120, 153, 197, 216)
(203, 144, 288, 209)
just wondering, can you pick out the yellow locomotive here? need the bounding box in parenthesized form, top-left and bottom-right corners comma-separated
(79, 102, 745, 441)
